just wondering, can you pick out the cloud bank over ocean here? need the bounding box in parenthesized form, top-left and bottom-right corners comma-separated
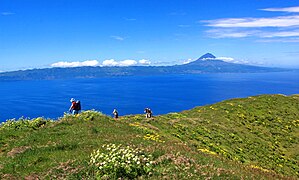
(51, 60, 100, 67)
(102, 59, 137, 66)
(51, 59, 152, 68)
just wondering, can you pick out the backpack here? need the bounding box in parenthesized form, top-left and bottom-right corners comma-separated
(74, 100, 81, 111)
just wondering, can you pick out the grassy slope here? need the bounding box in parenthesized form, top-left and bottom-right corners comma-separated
(0, 94, 298, 179)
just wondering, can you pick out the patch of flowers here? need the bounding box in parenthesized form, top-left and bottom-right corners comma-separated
(226, 102, 234, 106)
(198, 148, 217, 155)
(129, 122, 154, 134)
(292, 119, 299, 127)
(129, 122, 142, 128)
(90, 144, 154, 179)
(143, 133, 164, 143)
(209, 106, 217, 110)
(250, 165, 272, 173)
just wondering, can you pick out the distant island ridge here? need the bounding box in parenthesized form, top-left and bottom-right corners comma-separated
(0, 53, 291, 80)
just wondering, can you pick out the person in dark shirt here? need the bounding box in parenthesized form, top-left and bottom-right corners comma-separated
(112, 109, 119, 119)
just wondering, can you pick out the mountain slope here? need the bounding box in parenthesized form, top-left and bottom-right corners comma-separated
(0, 53, 288, 80)
(0, 94, 298, 179)
(182, 53, 276, 73)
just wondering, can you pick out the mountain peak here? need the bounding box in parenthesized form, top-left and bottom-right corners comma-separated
(198, 53, 216, 60)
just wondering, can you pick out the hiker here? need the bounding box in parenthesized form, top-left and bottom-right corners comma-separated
(144, 108, 152, 118)
(75, 100, 81, 113)
(148, 108, 153, 118)
(69, 98, 81, 115)
(112, 109, 119, 119)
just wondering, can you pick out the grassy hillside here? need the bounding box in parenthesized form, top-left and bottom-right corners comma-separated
(0, 94, 298, 179)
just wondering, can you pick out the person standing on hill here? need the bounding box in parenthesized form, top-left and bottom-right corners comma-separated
(69, 98, 81, 115)
(112, 109, 119, 119)
(144, 108, 152, 118)
(148, 108, 152, 118)
(69, 98, 76, 114)
(75, 100, 81, 114)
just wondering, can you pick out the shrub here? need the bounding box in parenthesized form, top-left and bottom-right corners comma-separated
(60, 110, 106, 122)
(90, 144, 154, 179)
(0, 117, 51, 130)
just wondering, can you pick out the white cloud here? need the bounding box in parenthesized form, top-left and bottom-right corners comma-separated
(102, 59, 152, 66)
(139, 59, 151, 65)
(216, 57, 235, 62)
(260, 30, 299, 38)
(216, 57, 253, 65)
(102, 59, 138, 66)
(206, 29, 258, 38)
(203, 15, 299, 28)
(51, 60, 100, 67)
(183, 58, 193, 64)
(198, 56, 252, 64)
(261, 6, 299, 13)
(119, 60, 138, 66)
(51, 59, 152, 68)
(110, 35, 125, 41)
(102, 59, 119, 66)
(203, 6, 299, 42)
(200, 56, 234, 61)
(257, 37, 299, 43)
(1, 12, 15, 16)
(207, 28, 299, 39)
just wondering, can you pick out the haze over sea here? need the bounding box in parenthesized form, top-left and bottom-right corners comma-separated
(1, 71, 298, 122)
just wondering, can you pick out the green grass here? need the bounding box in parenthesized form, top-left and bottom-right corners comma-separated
(0, 95, 298, 179)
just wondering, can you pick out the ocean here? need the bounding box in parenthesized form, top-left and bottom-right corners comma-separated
(1, 72, 298, 122)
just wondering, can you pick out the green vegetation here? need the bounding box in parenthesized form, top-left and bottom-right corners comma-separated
(0, 95, 298, 179)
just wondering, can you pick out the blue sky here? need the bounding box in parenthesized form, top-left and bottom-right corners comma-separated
(1, 0, 299, 71)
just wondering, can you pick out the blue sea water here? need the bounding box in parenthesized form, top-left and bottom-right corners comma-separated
(0, 72, 299, 122)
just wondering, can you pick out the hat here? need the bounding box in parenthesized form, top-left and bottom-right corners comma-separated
(70, 98, 75, 102)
